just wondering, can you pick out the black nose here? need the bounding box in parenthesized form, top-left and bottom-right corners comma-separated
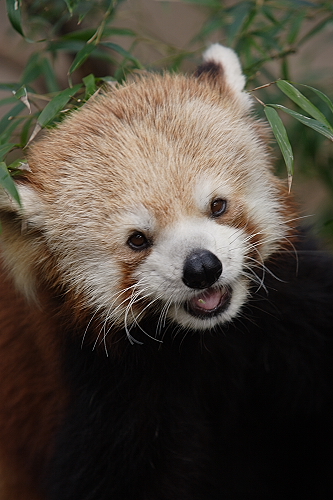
(182, 249, 222, 289)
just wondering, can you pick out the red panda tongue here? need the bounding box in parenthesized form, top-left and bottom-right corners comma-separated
(186, 287, 231, 318)
(192, 289, 223, 311)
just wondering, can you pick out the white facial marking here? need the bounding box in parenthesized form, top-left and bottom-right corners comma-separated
(134, 217, 248, 331)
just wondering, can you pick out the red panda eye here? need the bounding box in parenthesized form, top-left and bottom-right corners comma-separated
(127, 232, 150, 251)
(211, 198, 227, 217)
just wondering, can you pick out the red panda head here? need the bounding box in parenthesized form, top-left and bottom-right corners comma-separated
(0, 45, 295, 340)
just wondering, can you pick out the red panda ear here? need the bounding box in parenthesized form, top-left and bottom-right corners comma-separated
(0, 183, 47, 300)
(0, 183, 43, 222)
(195, 44, 252, 109)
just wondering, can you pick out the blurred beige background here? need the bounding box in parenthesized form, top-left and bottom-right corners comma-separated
(1, 0, 333, 87)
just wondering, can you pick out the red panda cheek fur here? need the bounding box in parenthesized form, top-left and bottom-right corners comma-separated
(0, 44, 333, 500)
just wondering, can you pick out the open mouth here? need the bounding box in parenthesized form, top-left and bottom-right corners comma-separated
(185, 286, 231, 319)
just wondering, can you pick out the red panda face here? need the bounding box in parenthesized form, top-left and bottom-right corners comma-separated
(0, 45, 294, 340)
(126, 202, 249, 332)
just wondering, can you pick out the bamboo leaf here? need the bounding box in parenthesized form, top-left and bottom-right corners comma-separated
(268, 104, 333, 141)
(264, 106, 294, 187)
(41, 58, 60, 93)
(20, 53, 44, 85)
(68, 44, 97, 75)
(277, 80, 333, 131)
(0, 161, 21, 205)
(297, 84, 333, 116)
(28, 84, 82, 144)
(226, 2, 252, 45)
(55, 27, 137, 42)
(0, 102, 26, 136)
(101, 42, 144, 68)
(0, 119, 24, 145)
(12, 86, 31, 113)
(7, 159, 31, 173)
(0, 96, 19, 107)
(48, 40, 86, 53)
(0, 143, 16, 161)
(37, 84, 82, 128)
(6, 0, 24, 37)
(287, 12, 306, 45)
(20, 117, 34, 147)
(83, 74, 97, 99)
(63, 0, 78, 15)
(0, 83, 21, 92)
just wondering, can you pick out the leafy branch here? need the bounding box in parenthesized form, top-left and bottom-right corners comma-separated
(251, 80, 333, 189)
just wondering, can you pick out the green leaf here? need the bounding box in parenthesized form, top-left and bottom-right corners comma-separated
(0, 161, 21, 205)
(0, 102, 26, 136)
(68, 44, 97, 75)
(12, 86, 27, 100)
(181, 0, 221, 6)
(37, 84, 82, 128)
(7, 158, 30, 173)
(0, 96, 19, 107)
(226, 2, 252, 45)
(41, 58, 60, 93)
(287, 12, 306, 45)
(20, 117, 34, 147)
(83, 74, 97, 99)
(0, 83, 21, 92)
(101, 42, 144, 68)
(6, 0, 24, 37)
(20, 53, 44, 85)
(63, 0, 79, 15)
(297, 84, 333, 116)
(28, 84, 82, 143)
(12, 86, 31, 112)
(268, 104, 333, 142)
(0, 143, 16, 161)
(264, 106, 294, 184)
(48, 40, 86, 53)
(57, 27, 137, 42)
(0, 117, 24, 145)
(277, 80, 333, 131)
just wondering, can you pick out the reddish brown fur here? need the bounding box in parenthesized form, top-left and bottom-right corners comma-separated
(0, 264, 67, 500)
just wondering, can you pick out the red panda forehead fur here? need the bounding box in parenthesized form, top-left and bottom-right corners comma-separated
(26, 72, 283, 234)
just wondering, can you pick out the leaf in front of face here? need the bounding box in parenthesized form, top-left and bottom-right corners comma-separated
(0, 161, 21, 206)
(83, 74, 97, 100)
(37, 84, 83, 128)
(28, 84, 82, 144)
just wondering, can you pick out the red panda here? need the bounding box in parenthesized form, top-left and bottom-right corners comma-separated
(0, 44, 333, 500)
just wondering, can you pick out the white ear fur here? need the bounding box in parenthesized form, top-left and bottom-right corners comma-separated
(0, 183, 45, 224)
(203, 44, 251, 107)
(0, 184, 47, 301)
